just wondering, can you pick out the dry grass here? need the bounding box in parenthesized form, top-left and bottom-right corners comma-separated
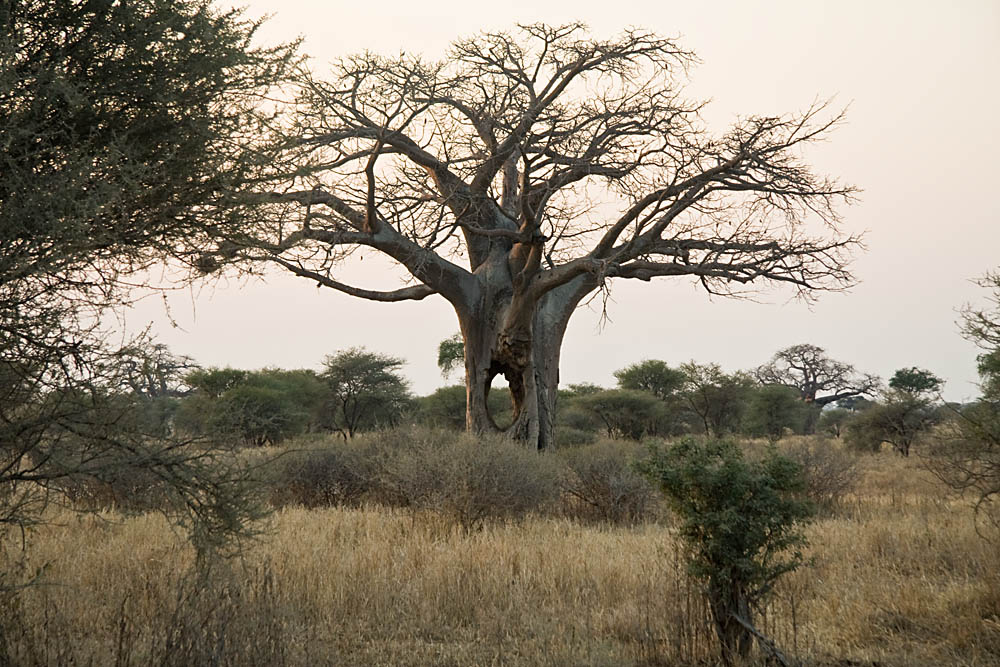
(1, 442, 998, 666)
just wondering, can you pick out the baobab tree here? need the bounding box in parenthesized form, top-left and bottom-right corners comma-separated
(199, 24, 860, 449)
(756, 344, 879, 406)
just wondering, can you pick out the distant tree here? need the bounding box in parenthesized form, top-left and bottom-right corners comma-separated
(844, 396, 937, 457)
(680, 362, 754, 437)
(888, 367, 943, 396)
(437, 333, 465, 379)
(757, 344, 879, 407)
(836, 395, 873, 412)
(744, 385, 809, 442)
(638, 438, 813, 665)
(844, 369, 944, 457)
(321, 348, 412, 438)
(576, 389, 665, 440)
(177, 368, 324, 446)
(418, 384, 513, 430)
(113, 343, 199, 436)
(184, 368, 250, 399)
(115, 343, 198, 399)
(615, 360, 686, 400)
(817, 407, 852, 438)
(615, 359, 689, 434)
(561, 383, 605, 398)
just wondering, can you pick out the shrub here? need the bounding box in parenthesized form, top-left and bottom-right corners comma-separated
(781, 437, 862, 508)
(378, 427, 560, 530)
(552, 425, 598, 447)
(267, 442, 373, 508)
(558, 441, 659, 524)
(638, 437, 814, 665)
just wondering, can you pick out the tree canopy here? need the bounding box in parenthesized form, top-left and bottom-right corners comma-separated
(0, 0, 296, 552)
(756, 344, 879, 406)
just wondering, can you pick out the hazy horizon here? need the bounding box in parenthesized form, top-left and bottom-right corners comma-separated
(125, 0, 1000, 402)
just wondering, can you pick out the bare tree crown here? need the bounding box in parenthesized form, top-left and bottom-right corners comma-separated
(210, 23, 859, 312)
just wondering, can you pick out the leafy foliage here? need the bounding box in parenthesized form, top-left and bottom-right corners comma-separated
(889, 367, 943, 396)
(744, 385, 809, 442)
(0, 0, 294, 555)
(638, 438, 814, 663)
(614, 360, 686, 401)
(844, 392, 939, 457)
(817, 407, 852, 438)
(416, 384, 513, 430)
(320, 348, 412, 438)
(436, 333, 465, 379)
(575, 389, 666, 440)
(177, 368, 324, 447)
(679, 362, 754, 437)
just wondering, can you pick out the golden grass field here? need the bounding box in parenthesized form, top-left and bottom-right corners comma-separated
(1, 442, 998, 666)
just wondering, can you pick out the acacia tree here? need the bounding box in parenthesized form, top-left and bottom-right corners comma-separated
(321, 348, 412, 438)
(204, 24, 859, 449)
(0, 0, 295, 551)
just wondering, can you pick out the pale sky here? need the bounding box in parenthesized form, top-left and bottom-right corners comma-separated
(126, 0, 1000, 401)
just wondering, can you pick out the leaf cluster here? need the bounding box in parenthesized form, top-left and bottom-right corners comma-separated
(637, 438, 814, 602)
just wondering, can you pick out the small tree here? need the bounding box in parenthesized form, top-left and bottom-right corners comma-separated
(321, 348, 412, 438)
(614, 360, 687, 400)
(436, 333, 465, 379)
(576, 389, 666, 440)
(638, 438, 814, 665)
(744, 385, 809, 442)
(680, 362, 754, 437)
(888, 367, 943, 395)
(177, 368, 324, 446)
(817, 407, 852, 438)
(844, 369, 943, 457)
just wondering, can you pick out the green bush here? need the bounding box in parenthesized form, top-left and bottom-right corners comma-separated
(575, 389, 666, 440)
(558, 441, 659, 524)
(638, 437, 814, 665)
(743, 385, 809, 442)
(845, 394, 939, 456)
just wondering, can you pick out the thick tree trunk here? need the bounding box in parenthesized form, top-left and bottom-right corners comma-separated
(459, 274, 591, 450)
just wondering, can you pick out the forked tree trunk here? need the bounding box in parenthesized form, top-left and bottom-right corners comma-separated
(709, 585, 754, 666)
(459, 275, 591, 450)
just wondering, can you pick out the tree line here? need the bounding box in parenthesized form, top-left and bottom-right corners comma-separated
(138, 339, 975, 460)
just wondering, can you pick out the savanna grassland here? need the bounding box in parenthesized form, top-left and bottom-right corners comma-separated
(1, 434, 997, 667)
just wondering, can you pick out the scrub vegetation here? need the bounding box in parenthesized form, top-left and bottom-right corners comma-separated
(3, 1, 1000, 665)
